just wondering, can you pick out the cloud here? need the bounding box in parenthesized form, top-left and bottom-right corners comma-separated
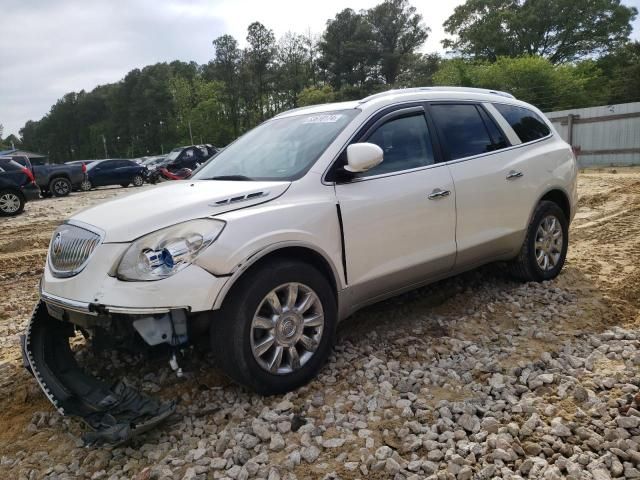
(1, 0, 638, 137)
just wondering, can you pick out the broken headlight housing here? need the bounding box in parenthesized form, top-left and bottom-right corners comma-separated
(117, 219, 225, 281)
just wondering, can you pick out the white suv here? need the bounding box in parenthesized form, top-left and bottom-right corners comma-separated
(24, 87, 577, 443)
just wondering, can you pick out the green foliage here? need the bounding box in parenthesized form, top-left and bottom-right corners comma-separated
(15, 0, 640, 161)
(297, 85, 336, 106)
(443, 0, 638, 63)
(366, 0, 429, 84)
(434, 56, 606, 111)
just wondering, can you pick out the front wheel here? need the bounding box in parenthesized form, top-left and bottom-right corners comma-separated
(0, 190, 25, 216)
(212, 259, 336, 395)
(80, 179, 92, 191)
(508, 201, 569, 282)
(132, 175, 144, 187)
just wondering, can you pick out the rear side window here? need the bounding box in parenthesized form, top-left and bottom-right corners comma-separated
(0, 159, 23, 171)
(431, 104, 504, 160)
(493, 104, 550, 143)
(359, 113, 435, 177)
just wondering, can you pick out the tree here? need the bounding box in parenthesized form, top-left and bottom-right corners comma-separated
(366, 0, 429, 84)
(319, 8, 377, 91)
(297, 85, 336, 106)
(245, 22, 276, 122)
(443, 0, 638, 63)
(433, 56, 605, 111)
(209, 34, 242, 136)
(596, 41, 640, 104)
(396, 53, 441, 87)
(276, 32, 311, 108)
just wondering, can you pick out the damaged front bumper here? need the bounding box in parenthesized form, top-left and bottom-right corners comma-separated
(21, 300, 177, 446)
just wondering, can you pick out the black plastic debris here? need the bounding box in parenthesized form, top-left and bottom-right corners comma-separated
(22, 300, 175, 446)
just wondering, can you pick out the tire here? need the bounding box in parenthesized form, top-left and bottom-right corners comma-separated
(120, 183, 129, 188)
(0, 190, 25, 216)
(80, 179, 92, 191)
(508, 200, 569, 282)
(49, 177, 72, 197)
(212, 259, 337, 395)
(132, 175, 144, 187)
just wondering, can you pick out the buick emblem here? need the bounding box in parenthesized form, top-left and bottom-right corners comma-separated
(52, 232, 63, 255)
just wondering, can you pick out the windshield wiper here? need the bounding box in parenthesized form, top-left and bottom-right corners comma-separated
(208, 175, 254, 181)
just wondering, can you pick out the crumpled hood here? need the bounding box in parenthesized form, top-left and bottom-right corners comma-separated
(72, 180, 290, 242)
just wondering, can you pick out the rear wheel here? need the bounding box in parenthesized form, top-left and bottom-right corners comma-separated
(0, 190, 25, 216)
(132, 175, 144, 187)
(49, 177, 72, 197)
(212, 259, 336, 395)
(80, 179, 92, 191)
(508, 201, 568, 282)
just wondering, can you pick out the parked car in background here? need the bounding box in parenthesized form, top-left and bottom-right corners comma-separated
(84, 159, 147, 190)
(140, 155, 166, 170)
(24, 87, 577, 444)
(0, 157, 40, 215)
(11, 155, 85, 197)
(65, 160, 97, 166)
(163, 145, 218, 172)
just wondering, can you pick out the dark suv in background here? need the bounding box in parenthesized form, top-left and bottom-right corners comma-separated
(0, 157, 41, 216)
(84, 159, 147, 190)
(163, 144, 218, 171)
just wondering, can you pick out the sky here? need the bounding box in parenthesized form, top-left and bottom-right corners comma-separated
(1, 0, 639, 138)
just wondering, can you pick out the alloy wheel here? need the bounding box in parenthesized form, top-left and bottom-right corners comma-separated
(0, 193, 21, 213)
(250, 282, 324, 375)
(535, 214, 563, 271)
(133, 175, 144, 186)
(53, 180, 70, 196)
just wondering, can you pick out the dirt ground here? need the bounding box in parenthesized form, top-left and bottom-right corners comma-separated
(0, 169, 639, 479)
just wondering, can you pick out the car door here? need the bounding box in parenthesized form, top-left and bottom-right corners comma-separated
(115, 160, 135, 182)
(333, 106, 457, 307)
(428, 102, 539, 267)
(95, 161, 116, 186)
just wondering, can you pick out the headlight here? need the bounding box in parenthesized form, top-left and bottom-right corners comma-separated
(117, 219, 225, 281)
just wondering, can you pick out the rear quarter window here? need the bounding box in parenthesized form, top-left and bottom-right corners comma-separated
(493, 104, 551, 143)
(0, 159, 23, 171)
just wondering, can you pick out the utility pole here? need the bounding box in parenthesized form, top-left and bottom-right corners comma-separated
(101, 134, 108, 158)
(159, 120, 165, 154)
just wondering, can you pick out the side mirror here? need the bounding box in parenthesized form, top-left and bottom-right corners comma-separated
(345, 143, 383, 173)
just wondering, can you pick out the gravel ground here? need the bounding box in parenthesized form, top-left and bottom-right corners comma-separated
(0, 170, 639, 480)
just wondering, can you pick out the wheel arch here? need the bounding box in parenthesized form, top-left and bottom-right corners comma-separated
(49, 174, 71, 182)
(0, 186, 24, 200)
(211, 242, 342, 311)
(538, 188, 571, 222)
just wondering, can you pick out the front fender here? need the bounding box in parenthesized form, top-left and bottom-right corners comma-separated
(194, 198, 345, 307)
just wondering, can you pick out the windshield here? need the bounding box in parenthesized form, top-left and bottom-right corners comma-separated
(193, 110, 358, 181)
(165, 149, 181, 161)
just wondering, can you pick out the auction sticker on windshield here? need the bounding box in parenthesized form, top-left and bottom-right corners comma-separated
(303, 114, 343, 124)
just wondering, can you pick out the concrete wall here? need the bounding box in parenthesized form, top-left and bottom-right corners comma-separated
(545, 102, 640, 167)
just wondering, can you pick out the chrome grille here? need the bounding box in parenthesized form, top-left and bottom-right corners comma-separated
(48, 223, 102, 278)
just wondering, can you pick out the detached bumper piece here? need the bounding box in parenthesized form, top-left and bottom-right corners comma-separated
(22, 300, 176, 446)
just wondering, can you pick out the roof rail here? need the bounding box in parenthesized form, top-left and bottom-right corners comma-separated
(359, 87, 515, 104)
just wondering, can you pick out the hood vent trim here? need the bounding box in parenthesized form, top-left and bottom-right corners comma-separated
(211, 191, 268, 207)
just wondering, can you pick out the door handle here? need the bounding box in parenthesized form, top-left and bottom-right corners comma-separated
(428, 189, 451, 200)
(506, 170, 524, 180)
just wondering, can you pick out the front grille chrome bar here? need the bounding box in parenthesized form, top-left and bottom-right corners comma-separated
(48, 222, 103, 278)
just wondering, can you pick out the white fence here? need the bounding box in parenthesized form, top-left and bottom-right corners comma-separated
(545, 102, 640, 167)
